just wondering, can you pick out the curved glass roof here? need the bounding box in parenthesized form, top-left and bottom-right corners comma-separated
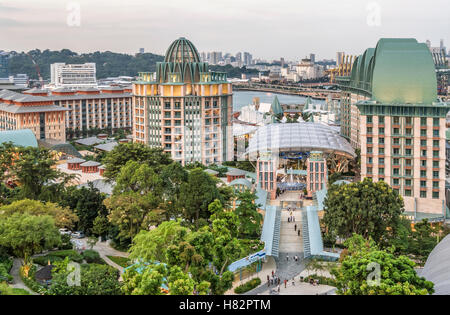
(0, 129, 38, 148)
(421, 234, 450, 295)
(247, 123, 355, 158)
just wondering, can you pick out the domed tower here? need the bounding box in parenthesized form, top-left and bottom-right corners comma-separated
(156, 37, 209, 84)
(133, 37, 233, 166)
(164, 37, 201, 63)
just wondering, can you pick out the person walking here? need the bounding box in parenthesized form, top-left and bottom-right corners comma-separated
(298, 230, 300, 236)
(284, 279, 287, 288)
(272, 270, 274, 277)
(294, 224, 297, 231)
(286, 254, 289, 261)
(277, 284, 280, 293)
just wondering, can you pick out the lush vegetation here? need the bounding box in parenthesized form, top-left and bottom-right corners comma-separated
(323, 178, 404, 243)
(234, 277, 261, 294)
(331, 235, 434, 295)
(0, 282, 30, 295)
(107, 256, 130, 268)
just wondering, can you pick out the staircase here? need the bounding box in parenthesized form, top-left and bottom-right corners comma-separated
(271, 207, 281, 258)
(302, 210, 311, 259)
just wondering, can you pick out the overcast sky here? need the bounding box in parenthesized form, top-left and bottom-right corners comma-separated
(1, 0, 449, 61)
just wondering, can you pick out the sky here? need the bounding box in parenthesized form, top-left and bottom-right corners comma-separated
(1, 0, 449, 61)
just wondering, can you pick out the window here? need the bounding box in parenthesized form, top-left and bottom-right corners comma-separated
(420, 191, 427, 198)
(367, 137, 373, 144)
(393, 138, 400, 145)
(379, 168, 385, 175)
(367, 116, 373, 123)
(421, 117, 427, 126)
(393, 117, 400, 124)
(405, 117, 412, 125)
(405, 169, 412, 177)
(393, 148, 400, 155)
(433, 181, 439, 189)
(405, 159, 412, 166)
(433, 161, 439, 168)
(404, 189, 412, 197)
(405, 179, 412, 187)
(393, 158, 400, 165)
(367, 147, 373, 154)
(367, 157, 373, 164)
(367, 127, 373, 134)
(421, 150, 427, 157)
(420, 180, 426, 188)
(379, 148, 385, 155)
(421, 160, 427, 167)
(379, 158, 384, 165)
(433, 150, 439, 158)
(421, 139, 427, 147)
(433, 118, 439, 126)
(367, 167, 372, 174)
(433, 140, 439, 147)
(379, 137, 385, 144)
(421, 129, 427, 137)
(378, 127, 384, 134)
(421, 170, 427, 177)
(393, 178, 400, 185)
(405, 128, 412, 135)
(433, 129, 439, 137)
(405, 149, 412, 156)
(432, 191, 439, 199)
(393, 128, 400, 135)
(393, 168, 400, 175)
(379, 116, 385, 124)
(433, 171, 439, 179)
(405, 138, 412, 146)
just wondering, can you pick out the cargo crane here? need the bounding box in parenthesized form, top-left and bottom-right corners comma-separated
(26, 53, 44, 88)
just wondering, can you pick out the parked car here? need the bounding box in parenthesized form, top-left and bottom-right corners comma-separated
(59, 228, 72, 235)
(71, 231, 85, 239)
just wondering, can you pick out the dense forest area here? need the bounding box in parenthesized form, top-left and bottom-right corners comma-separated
(7, 49, 258, 80)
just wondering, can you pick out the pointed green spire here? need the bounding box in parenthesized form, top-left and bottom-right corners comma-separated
(270, 96, 283, 115)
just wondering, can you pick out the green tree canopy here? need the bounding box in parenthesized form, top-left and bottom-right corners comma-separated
(323, 178, 404, 242)
(235, 191, 262, 239)
(332, 234, 434, 295)
(0, 213, 61, 261)
(102, 143, 172, 180)
(0, 199, 78, 229)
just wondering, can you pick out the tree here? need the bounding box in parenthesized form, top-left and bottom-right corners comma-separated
(129, 220, 189, 263)
(104, 192, 164, 242)
(235, 191, 262, 238)
(178, 168, 222, 226)
(408, 219, 442, 265)
(122, 263, 168, 295)
(59, 184, 107, 234)
(113, 160, 163, 196)
(323, 178, 404, 243)
(332, 234, 434, 295)
(102, 143, 172, 180)
(92, 215, 110, 239)
(0, 213, 61, 262)
(0, 199, 78, 229)
(1, 145, 75, 200)
(160, 162, 188, 220)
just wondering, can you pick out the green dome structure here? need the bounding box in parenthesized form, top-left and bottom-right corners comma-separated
(155, 37, 216, 84)
(164, 37, 201, 63)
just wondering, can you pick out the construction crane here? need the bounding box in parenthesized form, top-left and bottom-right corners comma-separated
(26, 52, 44, 88)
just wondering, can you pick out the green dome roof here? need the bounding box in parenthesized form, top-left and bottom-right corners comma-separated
(164, 37, 200, 63)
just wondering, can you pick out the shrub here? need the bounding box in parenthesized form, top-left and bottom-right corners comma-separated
(19, 265, 46, 295)
(106, 256, 130, 268)
(0, 255, 13, 283)
(302, 274, 337, 287)
(82, 250, 104, 264)
(32, 250, 83, 266)
(234, 277, 261, 294)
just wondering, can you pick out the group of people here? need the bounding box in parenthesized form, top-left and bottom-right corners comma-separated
(286, 254, 300, 262)
(287, 210, 301, 237)
(267, 271, 298, 294)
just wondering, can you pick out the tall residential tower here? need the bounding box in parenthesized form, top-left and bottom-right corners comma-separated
(337, 38, 450, 219)
(132, 37, 233, 165)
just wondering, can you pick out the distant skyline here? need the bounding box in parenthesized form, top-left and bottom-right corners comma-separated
(1, 0, 449, 61)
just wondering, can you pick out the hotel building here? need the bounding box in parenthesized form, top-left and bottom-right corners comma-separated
(133, 37, 233, 165)
(0, 89, 67, 141)
(0, 86, 132, 141)
(337, 38, 450, 218)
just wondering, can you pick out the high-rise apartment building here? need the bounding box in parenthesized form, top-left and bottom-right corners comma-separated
(337, 38, 450, 218)
(132, 37, 233, 165)
(50, 63, 97, 90)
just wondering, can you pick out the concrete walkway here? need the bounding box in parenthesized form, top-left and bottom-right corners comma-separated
(9, 258, 37, 295)
(92, 240, 129, 280)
